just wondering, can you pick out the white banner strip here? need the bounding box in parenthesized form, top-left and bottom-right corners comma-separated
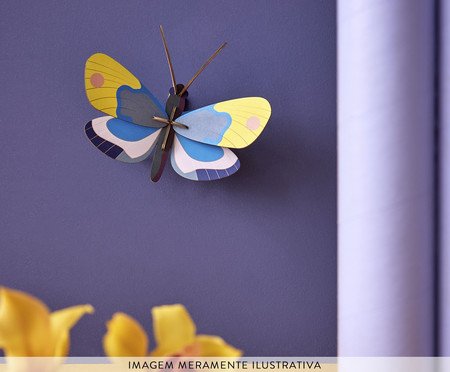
(1, 357, 450, 372)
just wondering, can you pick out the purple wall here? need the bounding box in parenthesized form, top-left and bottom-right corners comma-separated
(0, 0, 336, 356)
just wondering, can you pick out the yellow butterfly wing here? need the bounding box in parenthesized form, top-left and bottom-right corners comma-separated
(174, 97, 271, 148)
(85, 53, 166, 127)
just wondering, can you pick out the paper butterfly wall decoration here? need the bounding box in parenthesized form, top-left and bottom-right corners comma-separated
(84, 26, 271, 182)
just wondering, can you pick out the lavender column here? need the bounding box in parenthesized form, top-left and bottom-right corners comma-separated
(440, 0, 450, 357)
(338, 0, 435, 356)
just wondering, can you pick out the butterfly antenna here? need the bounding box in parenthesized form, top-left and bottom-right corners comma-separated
(178, 42, 227, 96)
(159, 25, 177, 92)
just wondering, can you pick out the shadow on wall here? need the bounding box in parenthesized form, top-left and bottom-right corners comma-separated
(128, 113, 327, 203)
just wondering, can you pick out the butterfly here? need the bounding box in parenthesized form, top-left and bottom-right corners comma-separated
(84, 26, 271, 182)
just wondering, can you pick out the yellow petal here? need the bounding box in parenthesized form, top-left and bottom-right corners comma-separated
(151, 304, 196, 356)
(103, 312, 148, 357)
(51, 304, 94, 357)
(195, 335, 243, 357)
(0, 287, 53, 356)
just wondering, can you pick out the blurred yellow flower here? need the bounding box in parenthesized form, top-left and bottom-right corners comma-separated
(103, 304, 242, 357)
(0, 287, 94, 357)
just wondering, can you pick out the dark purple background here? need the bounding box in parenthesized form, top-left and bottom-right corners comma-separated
(0, 0, 336, 356)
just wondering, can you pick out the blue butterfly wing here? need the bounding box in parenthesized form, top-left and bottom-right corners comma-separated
(171, 133, 240, 181)
(85, 116, 162, 163)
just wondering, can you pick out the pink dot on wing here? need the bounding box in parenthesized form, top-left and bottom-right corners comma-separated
(246, 116, 261, 130)
(90, 73, 104, 88)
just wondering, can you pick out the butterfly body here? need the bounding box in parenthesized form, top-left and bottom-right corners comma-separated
(84, 36, 271, 183)
(165, 84, 189, 118)
(150, 84, 189, 181)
